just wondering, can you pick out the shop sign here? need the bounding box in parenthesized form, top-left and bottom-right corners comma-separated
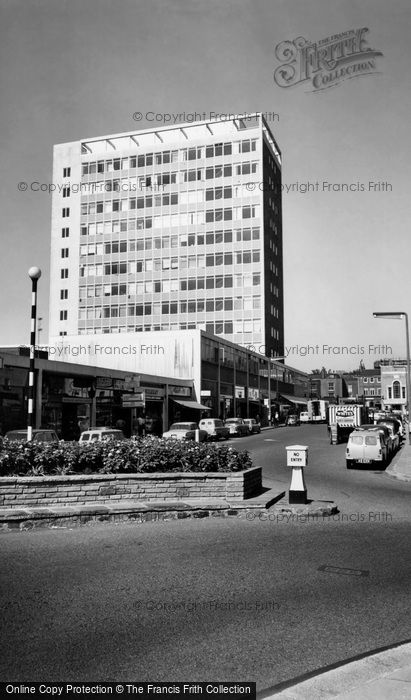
(96, 376, 113, 389)
(200, 390, 211, 397)
(141, 386, 165, 399)
(248, 387, 259, 401)
(122, 393, 145, 408)
(64, 379, 90, 398)
(113, 378, 127, 390)
(124, 375, 141, 390)
(235, 386, 245, 399)
(169, 385, 191, 397)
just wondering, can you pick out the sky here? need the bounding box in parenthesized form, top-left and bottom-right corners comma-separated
(1, 0, 410, 373)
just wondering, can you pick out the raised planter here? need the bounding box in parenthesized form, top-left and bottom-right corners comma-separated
(0, 467, 262, 509)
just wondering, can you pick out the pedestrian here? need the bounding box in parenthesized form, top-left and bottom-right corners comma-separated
(115, 418, 127, 434)
(137, 413, 146, 437)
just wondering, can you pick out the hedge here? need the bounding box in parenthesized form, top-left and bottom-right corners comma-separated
(0, 437, 253, 477)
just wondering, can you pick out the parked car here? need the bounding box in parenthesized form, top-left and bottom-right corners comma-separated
(79, 427, 126, 443)
(376, 420, 400, 452)
(243, 418, 261, 434)
(4, 429, 60, 443)
(346, 429, 388, 469)
(380, 415, 404, 441)
(286, 414, 300, 426)
(162, 422, 208, 442)
(198, 418, 230, 441)
(224, 418, 249, 436)
(299, 411, 310, 423)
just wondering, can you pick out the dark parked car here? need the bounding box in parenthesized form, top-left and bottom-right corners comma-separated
(4, 429, 60, 443)
(378, 416, 404, 441)
(243, 418, 261, 434)
(224, 418, 250, 436)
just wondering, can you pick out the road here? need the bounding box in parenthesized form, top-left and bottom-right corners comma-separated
(1, 426, 410, 690)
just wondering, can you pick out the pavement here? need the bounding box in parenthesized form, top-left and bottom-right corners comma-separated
(386, 441, 411, 482)
(260, 641, 411, 699)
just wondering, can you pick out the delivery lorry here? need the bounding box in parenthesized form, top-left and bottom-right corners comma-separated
(328, 404, 369, 444)
(307, 399, 329, 423)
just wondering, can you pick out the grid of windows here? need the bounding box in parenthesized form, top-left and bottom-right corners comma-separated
(53, 122, 283, 351)
(77, 134, 265, 340)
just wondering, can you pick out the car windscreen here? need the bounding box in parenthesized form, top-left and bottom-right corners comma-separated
(169, 424, 193, 430)
(4, 432, 26, 441)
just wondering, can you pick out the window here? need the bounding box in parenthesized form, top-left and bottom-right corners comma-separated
(62, 186, 70, 198)
(62, 208, 70, 217)
(365, 436, 377, 446)
(59, 310, 68, 321)
(63, 167, 71, 178)
(60, 268, 68, 279)
(61, 248, 69, 258)
(393, 381, 401, 399)
(61, 227, 69, 238)
(60, 289, 68, 300)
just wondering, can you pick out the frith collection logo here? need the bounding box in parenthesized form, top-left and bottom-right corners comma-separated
(273, 28, 383, 92)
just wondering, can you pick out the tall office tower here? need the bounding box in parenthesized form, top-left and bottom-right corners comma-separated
(49, 114, 284, 358)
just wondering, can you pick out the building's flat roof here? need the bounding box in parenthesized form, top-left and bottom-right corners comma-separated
(0, 348, 193, 386)
(54, 112, 281, 161)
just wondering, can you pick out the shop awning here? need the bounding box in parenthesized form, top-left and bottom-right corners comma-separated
(172, 399, 212, 411)
(280, 394, 309, 406)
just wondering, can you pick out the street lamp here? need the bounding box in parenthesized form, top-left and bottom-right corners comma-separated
(27, 267, 42, 441)
(373, 312, 411, 445)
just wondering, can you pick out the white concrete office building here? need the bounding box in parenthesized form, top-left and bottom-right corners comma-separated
(49, 113, 284, 358)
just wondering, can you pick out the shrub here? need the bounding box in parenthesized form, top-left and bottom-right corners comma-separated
(0, 437, 253, 477)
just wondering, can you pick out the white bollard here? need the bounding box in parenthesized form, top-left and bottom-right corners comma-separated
(286, 445, 308, 504)
(195, 429, 200, 443)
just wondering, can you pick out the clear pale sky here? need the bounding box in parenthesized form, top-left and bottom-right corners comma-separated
(1, 0, 410, 372)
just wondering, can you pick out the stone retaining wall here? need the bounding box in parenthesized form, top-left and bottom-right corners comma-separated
(0, 468, 262, 508)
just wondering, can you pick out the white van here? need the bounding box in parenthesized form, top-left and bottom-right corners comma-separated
(198, 418, 230, 440)
(346, 429, 388, 469)
(299, 412, 310, 423)
(79, 427, 125, 443)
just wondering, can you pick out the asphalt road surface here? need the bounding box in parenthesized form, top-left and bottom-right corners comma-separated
(1, 426, 410, 690)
